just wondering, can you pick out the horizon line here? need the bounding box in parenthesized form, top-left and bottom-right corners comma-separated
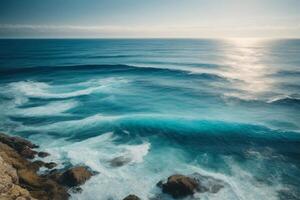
(1, 37, 300, 40)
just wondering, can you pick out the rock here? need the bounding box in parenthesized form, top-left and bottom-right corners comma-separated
(109, 156, 131, 167)
(59, 166, 93, 187)
(123, 194, 141, 200)
(70, 186, 83, 193)
(44, 162, 57, 169)
(38, 152, 50, 158)
(161, 174, 198, 198)
(0, 139, 69, 200)
(0, 133, 38, 151)
(18, 168, 43, 187)
(20, 146, 37, 159)
(30, 160, 46, 171)
(156, 180, 163, 188)
(0, 133, 95, 200)
(0, 142, 30, 170)
(0, 156, 37, 200)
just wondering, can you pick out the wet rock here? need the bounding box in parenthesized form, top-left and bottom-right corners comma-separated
(160, 174, 198, 198)
(109, 156, 131, 167)
(0, 133, 38, 151)
(156, 180, 163, 188)
(20, 146, 37, 159)
(44, 162, 57, 169)
(59, 166, 93, 187)
(158, 173, 225, 198)
(123, 194, 141, 200)
(30, 160, 46, 171)
(38, 152, 50, 158)
(70, 186, 83, 193)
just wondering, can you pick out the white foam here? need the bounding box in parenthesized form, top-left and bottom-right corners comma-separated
(13, 100, 78, 117)
(19, 114, 119, 133)
(30, 130, 284, 200)
(122, 143, 150, 164)
(8, 81, 102, 99)
(5, 78, 129, 101)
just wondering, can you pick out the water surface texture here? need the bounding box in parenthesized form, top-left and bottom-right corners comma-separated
(0, 39, 300, 200)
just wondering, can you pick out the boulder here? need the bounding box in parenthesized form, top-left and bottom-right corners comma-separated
(18, 169, 43, 188)
(0, 133, 38, 151)
(109, 156, 131, 167)
(38, 152, 50, 158)
(20, 146, 37, 159)
(161, 174, 198, 198)
(44, 162, 57, 169)
(30, 160, 46, 172)
(59, 166, 93, 187)
(123, 194, 141, 200)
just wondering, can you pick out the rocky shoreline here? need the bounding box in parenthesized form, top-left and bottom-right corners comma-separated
(0, 133, 95, 200)
(0, 132, 225, 200)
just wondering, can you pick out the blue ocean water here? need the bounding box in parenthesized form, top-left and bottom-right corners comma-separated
(0, 39, 300, 200)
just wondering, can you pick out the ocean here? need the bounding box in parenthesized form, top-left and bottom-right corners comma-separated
(0, 39, 300, 200)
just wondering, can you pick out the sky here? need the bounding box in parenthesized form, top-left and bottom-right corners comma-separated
(0, 0, 300, 38)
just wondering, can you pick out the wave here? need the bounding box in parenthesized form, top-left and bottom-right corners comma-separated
(88, 55, 139, 59)
(12, 100, 78, 117)
(267, 95, 300, 106)
(223, 93, 300, 107)
(0, 64, 228, 82)
(19, 114, 300, 143)
(3, 77, 129, 102)
(30, 130, 284, 200)
(7, 81, 103, 99)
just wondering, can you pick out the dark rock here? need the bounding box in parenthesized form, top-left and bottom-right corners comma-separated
(156, 180, 163, 188)
(70, 186, 83, 193)
(123, 194, 141, 200)
(109, 156, 131, 167)
(0, 133, 38, 152)
(38, 151, 50, 158)
(20, 146, 37, 159)
(161, 174, 198, 198)
(45, 162, 57, 169)
(30, 160, 46, 171)
(59, 166, 93, 187)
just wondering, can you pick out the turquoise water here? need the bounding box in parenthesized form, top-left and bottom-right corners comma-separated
(0, 39, 300, 200)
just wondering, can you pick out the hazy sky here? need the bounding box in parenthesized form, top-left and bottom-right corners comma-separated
(0, 0, 300, 38)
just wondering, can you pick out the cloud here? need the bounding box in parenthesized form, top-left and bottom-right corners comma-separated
(1, 23, 300, 38)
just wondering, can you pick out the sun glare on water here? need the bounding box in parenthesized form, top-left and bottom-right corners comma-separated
(221, 38, 275, 100)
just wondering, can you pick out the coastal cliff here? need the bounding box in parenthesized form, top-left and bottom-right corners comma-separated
(0, 133, 93, 200)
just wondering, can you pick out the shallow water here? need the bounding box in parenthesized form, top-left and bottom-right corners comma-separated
(0, 39, 300, 200)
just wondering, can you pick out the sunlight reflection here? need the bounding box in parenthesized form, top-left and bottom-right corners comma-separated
(221, 38, 275, 100)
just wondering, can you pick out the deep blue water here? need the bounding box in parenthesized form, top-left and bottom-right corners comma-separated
(0, 39, 300, 200)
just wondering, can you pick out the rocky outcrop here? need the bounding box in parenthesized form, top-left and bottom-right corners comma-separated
(0, 132, 95, 200)
(59, 166, 93, 187)
(123, 194, 141, 200)
(158, 173, 225, 198)
(37, 151, 50, 158)
(0, 156, 36, 200)
(160, 174, 198, 198)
